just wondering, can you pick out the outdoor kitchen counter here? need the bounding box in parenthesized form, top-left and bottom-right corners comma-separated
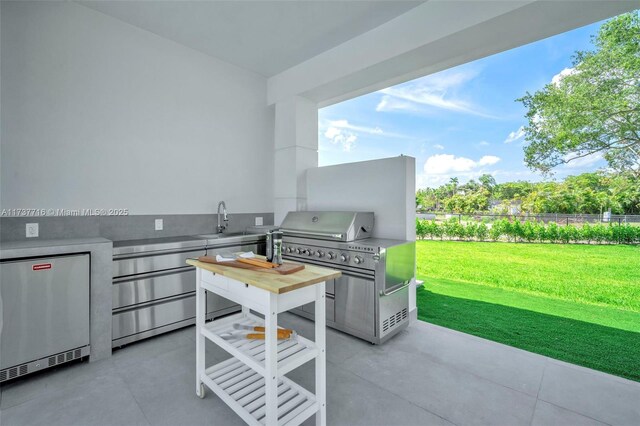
(186, 258, 341, 294)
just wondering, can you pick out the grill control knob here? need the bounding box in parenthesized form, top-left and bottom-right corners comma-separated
(327, 252, 335, 260)
(296, 248, 303, 254)
(287, 247, 293, 253)
(340, 254, 349, 262)
(316, 250, 324, 258)
(354, 256, 363, 264)
(307, 250, 314, 256)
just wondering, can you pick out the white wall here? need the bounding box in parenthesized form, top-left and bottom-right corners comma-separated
(0, 2, 274, 215)
(273, 96, 318, 225)
(306, 156, 416, 241)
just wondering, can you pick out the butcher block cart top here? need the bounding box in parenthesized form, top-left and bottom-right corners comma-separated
(188, 258, 341, 426)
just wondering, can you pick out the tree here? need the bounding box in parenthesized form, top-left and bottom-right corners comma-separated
(518, 11, 640, 176)
(449, 177, 459, 197)
(478, 174, 496, 193)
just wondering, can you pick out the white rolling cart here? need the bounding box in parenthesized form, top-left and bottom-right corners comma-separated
(187, 259, 341, 426)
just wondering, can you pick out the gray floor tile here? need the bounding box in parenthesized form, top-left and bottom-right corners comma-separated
(0, 373, 148, 426)
(531, 401, 609, 426)
(343, 344, 537, 426)
(538, 361, 640, 426)
(4, 315, 638, 426)
(116, 346, 244, 426)
(286, 362, 454, 426)
(392, 322, 546, 396)
(0, 357, 115, 409)
(111, 326, 193, 370)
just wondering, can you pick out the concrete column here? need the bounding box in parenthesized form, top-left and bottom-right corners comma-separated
(273, 96, 318, 225)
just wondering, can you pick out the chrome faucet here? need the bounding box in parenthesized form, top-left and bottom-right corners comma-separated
(217, 201, 228, 233)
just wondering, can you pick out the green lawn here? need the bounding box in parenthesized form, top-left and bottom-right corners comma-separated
(416, 241, 640, 382)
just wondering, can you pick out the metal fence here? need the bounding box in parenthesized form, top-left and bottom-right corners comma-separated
(417, 212, 640, 225)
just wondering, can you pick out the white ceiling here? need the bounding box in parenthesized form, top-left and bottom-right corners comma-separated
(78, 1, 424, 77)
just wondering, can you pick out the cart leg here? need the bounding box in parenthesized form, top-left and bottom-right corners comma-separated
(265, 294, 279, 426)
(195, 269, 206, 398)
(315, 281, 327, 426)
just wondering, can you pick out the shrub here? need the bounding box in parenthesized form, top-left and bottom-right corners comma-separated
(581, 223, 594, 244)
(465, 222, 478, 241)
(416, 218, 427, 240)
(534, 222, 547, 242)
(546, 222, 560, 243)
(431, 221, 444, 240)
(415, 216, 639, 245)
(476, 223, 489, 241)
(558, 226, 571, 244)
(522, 221, 537, 242)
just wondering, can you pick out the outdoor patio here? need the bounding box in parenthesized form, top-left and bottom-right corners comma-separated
(1, 313, 638, 426)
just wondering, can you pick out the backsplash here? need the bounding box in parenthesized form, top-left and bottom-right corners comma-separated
(0, 213, 274, 242)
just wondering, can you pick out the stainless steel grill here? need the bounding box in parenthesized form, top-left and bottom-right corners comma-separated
(281, 211, 414, 344)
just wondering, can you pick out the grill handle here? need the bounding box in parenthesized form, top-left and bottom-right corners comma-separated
(281, 229, 345, 240)
(380, 281, 410, 297)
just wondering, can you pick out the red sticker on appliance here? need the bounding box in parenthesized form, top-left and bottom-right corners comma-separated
(32, 263, 52, 271)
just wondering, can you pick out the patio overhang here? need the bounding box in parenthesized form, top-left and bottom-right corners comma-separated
(267, 0, 638, 108)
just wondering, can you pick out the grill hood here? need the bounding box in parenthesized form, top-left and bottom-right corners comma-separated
(280, 211, 374, 242)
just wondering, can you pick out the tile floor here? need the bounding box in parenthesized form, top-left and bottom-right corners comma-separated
(1, 314, 638, 426)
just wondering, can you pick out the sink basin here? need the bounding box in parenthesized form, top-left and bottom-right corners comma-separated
(197, 232, 246, 239)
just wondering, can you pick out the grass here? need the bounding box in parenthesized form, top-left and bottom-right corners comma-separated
(416, 241, 640, 382)
(417, 241, 640, 312)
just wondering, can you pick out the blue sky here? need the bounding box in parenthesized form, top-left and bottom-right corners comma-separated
(318, 19, 609, 189)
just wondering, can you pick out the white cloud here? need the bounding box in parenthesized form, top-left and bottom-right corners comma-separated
(320, 118, 409, 141)
(424, 154, 501, 175)
(478, 141, 490, 146)
(478, 155, 501, 166)
(324, 127, 341, 139)
(433, 144, 444, 150)
(418, 153, 501, 188)
(327, 120, 384, 136)
(551, 67, 576, 86)
(376, 68, 497, 118)
(504, 126, 525, 144)
(323, 126, 357, 152)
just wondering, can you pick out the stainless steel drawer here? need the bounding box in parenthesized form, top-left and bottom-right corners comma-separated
(300, 295, 335, 323)
(113, 249, 204, 278)
(112, 268, 195, 310)
(112, 294, 195, 340)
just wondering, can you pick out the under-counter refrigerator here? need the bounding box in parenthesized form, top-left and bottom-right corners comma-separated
(0, 254, 90, 382)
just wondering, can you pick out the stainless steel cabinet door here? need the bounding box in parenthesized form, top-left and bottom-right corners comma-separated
(113, 268, 195, 310)
(334, 273, 375, 337)
(113, 249, 204, 277)
(112, 294, 195, 340)
(1, 254, 90, 370)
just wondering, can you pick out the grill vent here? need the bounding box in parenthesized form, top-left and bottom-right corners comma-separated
(2, 348, 86, 383)
(382, 308, 409, 333)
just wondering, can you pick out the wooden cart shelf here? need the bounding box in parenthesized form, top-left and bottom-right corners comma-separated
(202, 357, 318, 426)
(200, 311, 319, 377)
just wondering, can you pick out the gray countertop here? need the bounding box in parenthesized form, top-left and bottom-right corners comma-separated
(0, 237, 112, 259)
(1, 232, 267, 259)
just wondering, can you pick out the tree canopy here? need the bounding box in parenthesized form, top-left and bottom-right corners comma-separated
(518, 11, 640, 176)
(416, 171, 640, 215)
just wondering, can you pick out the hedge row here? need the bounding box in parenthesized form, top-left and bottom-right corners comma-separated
(416, 218, 640, 244)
